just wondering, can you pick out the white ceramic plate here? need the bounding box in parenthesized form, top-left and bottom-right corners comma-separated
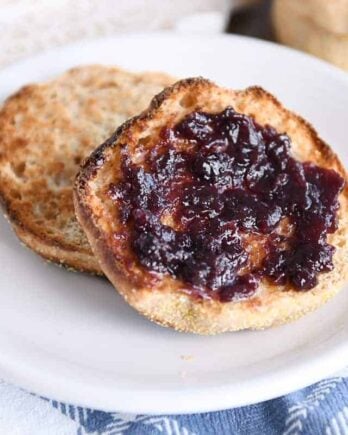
(0, 34, 347, 415)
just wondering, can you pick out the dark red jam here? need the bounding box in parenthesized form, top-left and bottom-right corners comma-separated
(109, 108, 345, 302)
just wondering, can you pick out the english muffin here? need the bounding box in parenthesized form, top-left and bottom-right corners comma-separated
(75, 78, 347, 334)
(0, 65, 174, 273)
(273, 0, 348, 71)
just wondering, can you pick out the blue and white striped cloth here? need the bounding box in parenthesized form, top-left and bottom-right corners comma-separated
(0, 371, 347, 434)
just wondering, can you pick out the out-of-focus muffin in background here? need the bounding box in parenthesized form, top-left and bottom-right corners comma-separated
(272, 0, 348, 71)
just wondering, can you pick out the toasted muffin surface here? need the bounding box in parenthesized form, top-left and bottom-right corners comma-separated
(75, 78, 348, 333)
(0, 65, 174, 273)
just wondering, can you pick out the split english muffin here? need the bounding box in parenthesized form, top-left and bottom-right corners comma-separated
(0, 65, 175, 273)
(74, 78, 348, 334)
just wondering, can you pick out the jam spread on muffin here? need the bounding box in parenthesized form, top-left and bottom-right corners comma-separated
(108, 107, 344, 302)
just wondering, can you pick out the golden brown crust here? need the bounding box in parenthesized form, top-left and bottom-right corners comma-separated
(75, 78, 348, 334)
(0, 65, 175, 273)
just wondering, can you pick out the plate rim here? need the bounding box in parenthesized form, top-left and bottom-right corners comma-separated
(0, 327, 347, 414)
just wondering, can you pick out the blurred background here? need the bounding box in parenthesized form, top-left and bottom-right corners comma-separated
(0, 0, 347, 71)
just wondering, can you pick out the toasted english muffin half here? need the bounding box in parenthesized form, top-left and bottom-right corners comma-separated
(74, 78, 348, 334)
(0, 65, 175, 273)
